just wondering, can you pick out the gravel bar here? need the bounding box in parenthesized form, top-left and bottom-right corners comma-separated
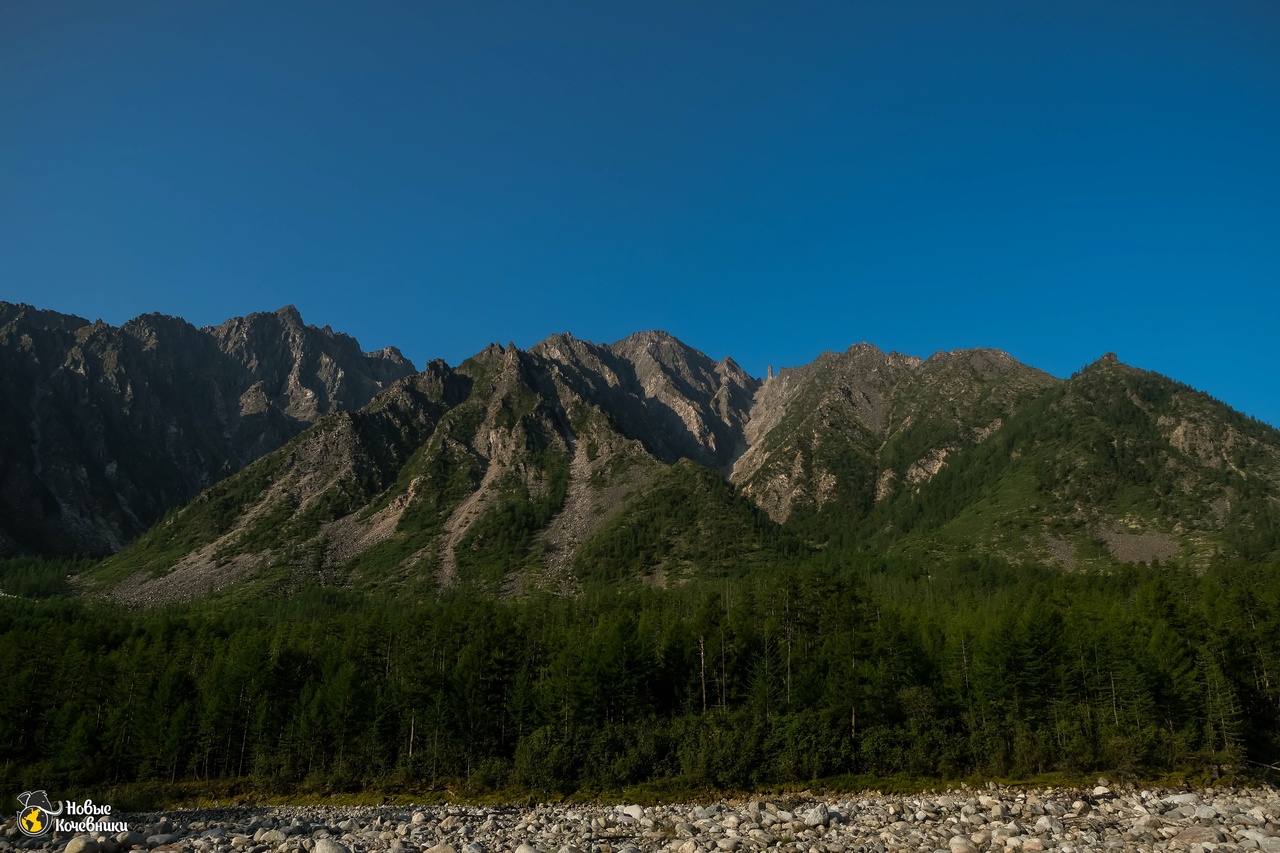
(4, 784, 1279, 853)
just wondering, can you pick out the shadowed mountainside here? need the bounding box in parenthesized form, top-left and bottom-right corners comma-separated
(0, 303, 415, 556)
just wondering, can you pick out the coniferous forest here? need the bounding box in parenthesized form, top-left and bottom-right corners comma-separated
(3, 550, 1278, 798)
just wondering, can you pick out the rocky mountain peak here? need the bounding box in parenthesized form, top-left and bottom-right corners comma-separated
(1, 302, 90, 333)
(917, 347, 1034, 381)
(613, 328, 679, 347)
(715, 355, 752, 381)
(604, 331, 760, 471)
(0, 302, 417, 557)
(1077, 351, 1141, 379)
(274, 304, 304, 324)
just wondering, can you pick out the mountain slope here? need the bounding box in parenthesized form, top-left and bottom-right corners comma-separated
(0, 303, 415, 556)
(866, 353, 1280, 567)
(730, 344, 1059, 525)
(58, 323, 1280, 607)
(86, 332, 770, 603)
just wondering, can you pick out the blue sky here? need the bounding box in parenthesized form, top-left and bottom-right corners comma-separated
(2, 1, 1278, 424)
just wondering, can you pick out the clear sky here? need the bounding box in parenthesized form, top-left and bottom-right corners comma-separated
(3, 1, 1278, 424)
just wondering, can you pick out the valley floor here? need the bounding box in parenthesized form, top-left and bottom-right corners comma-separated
(5, 786, 1279, 853)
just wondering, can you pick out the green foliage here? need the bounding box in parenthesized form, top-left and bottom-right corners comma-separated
(836, 363, 1280, 565)
(14, 349, 1280, 798)
(574, 461, 802, 584)
(455, 446, 570, 587)
(0, 556, 91, 598)
(5, 554, 1276, 796)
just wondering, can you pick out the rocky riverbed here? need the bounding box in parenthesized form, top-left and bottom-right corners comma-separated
(3, 785, 1279, 853)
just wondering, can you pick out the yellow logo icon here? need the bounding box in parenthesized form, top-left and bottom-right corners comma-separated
(21, 807, 45, 834)
(15, 791, 61, 838)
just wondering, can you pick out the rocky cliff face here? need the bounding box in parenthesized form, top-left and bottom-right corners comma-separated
(207, 306, 414, 422)
(0, 303, 415, 556)
(606, 331, 759, 470)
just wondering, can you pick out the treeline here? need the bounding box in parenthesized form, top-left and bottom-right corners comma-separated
(1, 554, 1278, 795)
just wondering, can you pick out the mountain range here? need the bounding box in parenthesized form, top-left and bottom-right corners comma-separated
(3, 302, 1277, 605)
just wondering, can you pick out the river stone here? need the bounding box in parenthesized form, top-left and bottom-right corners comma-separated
(313, 840, 349, 853)
(116, 833, 145, 848)
(147, 836, 180, 847)
(1166, 794, 1200, 806)
(1174, 826, 1225, 844)
(426, 845, 456, 853)
(804, 805, 830, 828)
(515, 844, 537, 853)
(1034, 816, 1063, 835)
(65, 838, 100, 853)
(949, 836, 978, 853)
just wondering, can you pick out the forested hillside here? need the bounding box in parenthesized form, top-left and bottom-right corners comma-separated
(4, 321, 1280, 795)
(2, 551, 1278, 795)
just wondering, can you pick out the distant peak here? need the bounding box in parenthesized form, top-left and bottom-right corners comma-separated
(532, 331, 598, 361)
(932, 345, 1013, 359)
(124, 311, 190, 329)
(274, 305, 303, 324)
(922, 346, 1019, 366)
(1074, 351, 1139, 379)
(1086, 352, 1128, 370)
(614, 329, 681, 348)
(372, 344, 411, 363)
